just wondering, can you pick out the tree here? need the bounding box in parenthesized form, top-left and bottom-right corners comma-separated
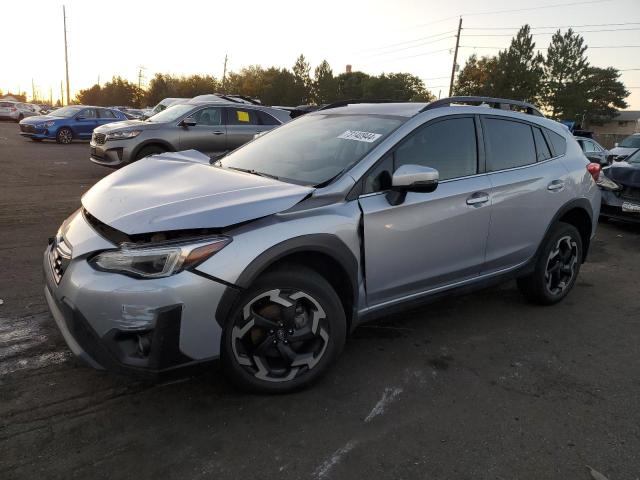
(542, 28, 589, 118)
(335, 71, 371, 100)
(292, 54, 312, 104)
(579, 67, 629, 125)
(75, 84, 102, 105)
(313, 60, 336, 104)
(454, 54, 498, 96)
(76, 77, 142, 107)
(363, 73, 433, 101)
(489, 25, 544, 102)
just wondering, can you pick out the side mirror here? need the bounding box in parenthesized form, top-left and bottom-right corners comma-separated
(181, 117, 197, 127)
(585, 154, 601, 163)
(386, 164, 439, 205)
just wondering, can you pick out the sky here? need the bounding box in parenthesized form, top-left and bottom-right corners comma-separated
(2, 0, 639, 109)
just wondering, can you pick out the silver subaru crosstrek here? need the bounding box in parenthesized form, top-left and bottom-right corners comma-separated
(89, 100, 291, 167)
(45, 97, 601, 393)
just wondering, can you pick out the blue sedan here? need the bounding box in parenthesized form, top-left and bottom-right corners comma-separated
(19, 105, 127, 144)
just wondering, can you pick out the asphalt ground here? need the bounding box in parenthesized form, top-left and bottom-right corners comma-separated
(0, 120, 639, 480)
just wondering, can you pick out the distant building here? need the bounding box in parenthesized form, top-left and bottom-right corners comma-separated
(346, 64, 352, 74)
(591, 110, 640, 148)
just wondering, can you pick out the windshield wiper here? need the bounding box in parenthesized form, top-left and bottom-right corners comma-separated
(225, 166, 279, 180)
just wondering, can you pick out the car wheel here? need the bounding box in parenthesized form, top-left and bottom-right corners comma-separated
(56, 127, 73, 144)
(221, 266, 346, 393)
(134, 145, 166, 161)
(517, 222, 582, 305)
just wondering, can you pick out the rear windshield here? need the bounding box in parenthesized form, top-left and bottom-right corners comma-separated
(219, 113, 404, 186)
(619, 135, 640, 148)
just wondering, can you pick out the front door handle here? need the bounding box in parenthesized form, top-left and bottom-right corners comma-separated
(466, 192, 489, 206)
(547, 180, 565, 191)
(212, 131, 224, 135)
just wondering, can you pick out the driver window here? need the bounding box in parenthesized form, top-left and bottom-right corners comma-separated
(193, 107, 222, 126)
(395, 117, 477, 180)
(80, 108, 97, 119)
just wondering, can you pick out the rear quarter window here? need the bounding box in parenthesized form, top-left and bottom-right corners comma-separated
(257, 110, 280, 126)
(545, 129, 567, 156)
(226, 108, 257, 125)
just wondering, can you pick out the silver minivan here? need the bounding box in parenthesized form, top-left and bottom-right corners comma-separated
(46, 97, 600, 393)
(89, 100, 291, 167)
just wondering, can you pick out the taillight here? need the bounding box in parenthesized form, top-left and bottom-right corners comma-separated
(587, 162, 601, 182)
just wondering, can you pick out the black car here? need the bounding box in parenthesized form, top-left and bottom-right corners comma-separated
(598, 148, 640, 222)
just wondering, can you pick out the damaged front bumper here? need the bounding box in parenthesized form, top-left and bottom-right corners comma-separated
(43, 211, 231, 377)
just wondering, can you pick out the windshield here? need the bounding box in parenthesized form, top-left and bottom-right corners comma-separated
(49, 106, 82, 118)
(146, 104, 193, 123)
(619, 135, 640, 148)
(626, 149, 640, 164)
(219, 113, 404, 185)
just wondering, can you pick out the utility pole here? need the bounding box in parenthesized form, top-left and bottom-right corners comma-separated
(60, 81, 64, 106)
(448, 17, 462, 97)
(49, 87, 53, 106)
(222, 54, 228, 93)
(63, 5, 70, 105)
(137, 66, 146, 90)
(31, 78, 36, 103)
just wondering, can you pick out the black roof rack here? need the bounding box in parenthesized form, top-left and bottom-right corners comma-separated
(420, 96, 543, 117)
(318, 99, 395, 111)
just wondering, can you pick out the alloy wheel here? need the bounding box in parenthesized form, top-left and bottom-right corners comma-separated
(544, 235, 578, 295)
(231, 289, 330, 383)
(58, 129, 73, 144)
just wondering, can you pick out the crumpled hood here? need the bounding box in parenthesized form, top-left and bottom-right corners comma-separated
(82, 150, 313, 235)
(604, 161, 640, 188)
(609, 146, 638, 157)
(94, 119, 154, 133)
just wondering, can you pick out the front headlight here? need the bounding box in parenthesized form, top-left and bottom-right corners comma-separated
(37, 121, 55, 128)
(596, 172, 621, 191)
(105, 130, 142, 141)
(90, 236, 231, 278)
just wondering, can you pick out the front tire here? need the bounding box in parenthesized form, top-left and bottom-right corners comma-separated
(517, 222, 582, 305)
(134, 145, 166, 161)
(56, 127, 73, 144)
(221, 266, 346, 393)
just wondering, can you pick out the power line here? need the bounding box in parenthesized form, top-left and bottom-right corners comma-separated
(459, 44, 640, 50)
(356, 30, 456, 54)
(465, 22, 640, 30)
(362, 35, 456, 58)
(460, 0, 615, 17)
(462, 27, 640, 36)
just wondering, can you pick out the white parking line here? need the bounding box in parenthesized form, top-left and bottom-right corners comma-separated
(313, 440, 358, 480)
(364, 387, 403, 423)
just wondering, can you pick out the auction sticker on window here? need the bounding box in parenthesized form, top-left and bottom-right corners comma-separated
(337, 130, 382, 143)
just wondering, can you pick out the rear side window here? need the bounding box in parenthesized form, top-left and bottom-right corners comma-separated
(395, 117, 478, 181)
(484, 118, 536, 171)
(226, 108, 257, 125)
(256, 110, 280, 126)
(79, 108, 97, 119)
(99, 109, 116, 119)
(546, 129, 567, 156)
(533, 127, 552, 161)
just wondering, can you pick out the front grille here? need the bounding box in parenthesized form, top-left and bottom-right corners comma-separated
(93, 133, 106, 145)
(20, 124, 35, 133)
(48, 235, 72, 284)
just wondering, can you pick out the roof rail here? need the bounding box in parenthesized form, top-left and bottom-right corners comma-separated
(318, 99, 395, 111)
(420, 96, 543, 117)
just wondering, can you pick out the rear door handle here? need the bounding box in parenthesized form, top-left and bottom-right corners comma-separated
(466, 192, 490, 206)
(212, 131, 224, 135)
(547, 180, 565, 191)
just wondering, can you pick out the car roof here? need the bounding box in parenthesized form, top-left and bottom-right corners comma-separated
(312, 102, 428, 117)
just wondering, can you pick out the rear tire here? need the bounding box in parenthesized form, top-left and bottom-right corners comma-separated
(134, 145, 166, 161)
(56, 127, 73, 144)
(221, 266, 346, 393)
(517, 222, 582, 305)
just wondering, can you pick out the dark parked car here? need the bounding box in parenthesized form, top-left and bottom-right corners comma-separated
(575, 136, 610, 165)
(598, 148, 640, 222)
(19, 106, 127, 143)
